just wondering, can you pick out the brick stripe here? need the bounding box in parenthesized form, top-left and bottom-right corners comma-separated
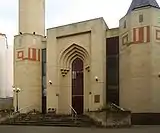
(133, 26, 150, 44)
(17, 51, 24, 59)
(135, 28, 139, 42)
(32, 48, 37, 60)
(17, 48, 41, 62)
(133, 28, 136, 43)
(139, 27, 144, 43)
(28, 48, 31, 59)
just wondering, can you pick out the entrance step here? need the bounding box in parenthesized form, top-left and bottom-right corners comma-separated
(1, 112, 101, 127)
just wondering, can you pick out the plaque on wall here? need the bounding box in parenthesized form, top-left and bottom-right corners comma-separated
(94, 95, 100, 103)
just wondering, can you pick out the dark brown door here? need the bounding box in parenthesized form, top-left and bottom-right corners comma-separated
(72, 58, 84, 114)
(42, 96, 46, 114)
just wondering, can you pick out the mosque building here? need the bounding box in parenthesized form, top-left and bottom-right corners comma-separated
(14, 0, 160, 120)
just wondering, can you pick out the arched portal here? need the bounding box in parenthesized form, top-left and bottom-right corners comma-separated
(72, 58, 84, 114)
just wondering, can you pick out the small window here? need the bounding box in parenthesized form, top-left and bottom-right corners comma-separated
(94, 95, 100, 103)
(139, 14, 143, 23)
(124, 20, 126, 28)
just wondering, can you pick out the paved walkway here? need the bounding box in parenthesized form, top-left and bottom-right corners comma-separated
(0, 125, 160, 133)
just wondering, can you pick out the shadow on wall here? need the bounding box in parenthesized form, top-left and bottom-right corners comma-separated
(0, 97, 13, 110)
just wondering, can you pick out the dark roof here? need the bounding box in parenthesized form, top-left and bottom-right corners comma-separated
(127, 0, 160, 14)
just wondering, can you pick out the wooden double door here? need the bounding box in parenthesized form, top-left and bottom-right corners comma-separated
(72, 58, 84, 115)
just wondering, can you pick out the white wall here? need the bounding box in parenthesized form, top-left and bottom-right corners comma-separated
(6, 45, 13, 97)
(0, 34, 7, 98)
(0, 34, 13, 98)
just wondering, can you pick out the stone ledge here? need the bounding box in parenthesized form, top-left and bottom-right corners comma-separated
(86, 109, 131, 128)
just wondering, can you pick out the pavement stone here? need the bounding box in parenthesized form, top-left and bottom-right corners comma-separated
(0, 125, 159, 133)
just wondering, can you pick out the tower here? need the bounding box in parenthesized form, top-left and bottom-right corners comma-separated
(13, 0, 46, 112)
(119, 0, 160, 115)
(19, 0, 45, 35)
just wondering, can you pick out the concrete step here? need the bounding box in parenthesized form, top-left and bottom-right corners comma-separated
(6, 120, 95, 126)
(1, 113, 98, 127)
(6, 122, 95, 127)
(14, 119, 94, 124)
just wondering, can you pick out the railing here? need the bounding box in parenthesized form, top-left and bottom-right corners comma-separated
(0, 104, 38, 123)
(110, 103, 125, 111)
(69, 105, 77, 123)
(20, 104, 38, 113)
(10, 104, 38, 118)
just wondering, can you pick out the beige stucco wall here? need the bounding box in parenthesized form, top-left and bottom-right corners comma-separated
(150, 8, 160, 112)
(119, 11, 132, 111)
(106, 28, 119, 38)
(46, 18, 107, 114)
(119, 7, 160, 113)
(14, 33, 46, 113)
(19, 0, 45, 35)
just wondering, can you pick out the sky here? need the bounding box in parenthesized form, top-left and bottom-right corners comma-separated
(0, 0, 160, 46)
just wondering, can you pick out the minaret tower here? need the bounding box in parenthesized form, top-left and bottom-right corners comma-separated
(120, 0, 160, 116)
(13, 0, 45, 113)
(19, 0, 45, 35)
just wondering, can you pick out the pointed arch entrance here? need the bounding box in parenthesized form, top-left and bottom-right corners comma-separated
(59, 43, 90, 114)
(72, 58, 84, 114)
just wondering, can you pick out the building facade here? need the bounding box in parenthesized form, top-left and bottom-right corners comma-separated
(0, 34, 7, 98)
(0, 34, 13, 98)
(6, 44, 13, 98)
(14, 0, 160, 119)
